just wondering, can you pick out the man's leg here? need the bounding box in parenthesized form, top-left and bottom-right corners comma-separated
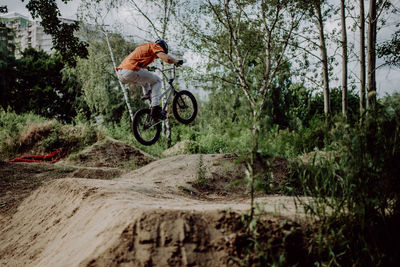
(117, 69, 160, 103)
(134, 69, 162, 107)
(141, 83, 151, 100)
(117, 69, 163, 119)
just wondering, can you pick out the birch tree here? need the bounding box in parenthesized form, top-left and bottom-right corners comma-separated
(341, 0, 348, 117)
(291, 0, 334, 117)
(121, 0, 178, 147)
(360, 0, 367, 118)
(77, 1, 135, 121)
(366, 0, 393, 110)
(178, 0, 304, 218)
(367, 0, 377, 110)
(78, 0, 135, 120)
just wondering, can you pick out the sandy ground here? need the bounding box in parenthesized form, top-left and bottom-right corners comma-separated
(0, 154, 307, 266)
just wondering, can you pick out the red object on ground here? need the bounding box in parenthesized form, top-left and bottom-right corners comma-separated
(9, 149, 67, 163)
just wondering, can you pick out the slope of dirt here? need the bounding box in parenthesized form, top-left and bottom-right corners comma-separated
(64, 137, 155, 169)
(0, 161, 74, 217)
(0, 154, 307, 266)
(0, 162, 123, 220)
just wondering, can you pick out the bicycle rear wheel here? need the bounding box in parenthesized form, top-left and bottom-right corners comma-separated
(172, 90, 197, 124)
(132, 108, 161, 146)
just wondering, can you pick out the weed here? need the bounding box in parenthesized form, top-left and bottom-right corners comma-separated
(195, 154, 208, 189)
(121, 159, 138, 171)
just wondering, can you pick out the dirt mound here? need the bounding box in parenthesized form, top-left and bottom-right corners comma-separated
(84, 210, 244, 266)
(0, 153, 307, 266)
(15, 121, 98, 158)
(0, 161, 73, 217)
(64, 137, 155, 169)
(17, 120, 56, 153)
(162, 140, 199, 156)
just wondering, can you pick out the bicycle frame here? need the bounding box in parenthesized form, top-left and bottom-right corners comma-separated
(154, 65, 177, 112)
(143, 65, 178, 127)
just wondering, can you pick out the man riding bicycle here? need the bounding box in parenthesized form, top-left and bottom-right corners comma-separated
(116, 40, 183, 120)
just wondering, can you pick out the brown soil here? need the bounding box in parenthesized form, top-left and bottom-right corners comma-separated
(190, 154, 291, 198)
(0, 141, 309, 266)
(65, 137, 155, 168)
(0, 162, 123, 218)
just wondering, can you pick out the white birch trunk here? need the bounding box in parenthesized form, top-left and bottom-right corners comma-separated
(104, 31, 134, 121)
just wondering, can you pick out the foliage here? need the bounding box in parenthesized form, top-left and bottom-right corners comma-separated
(22, 0, 88, 65)
(0, 5, 7, 13)
(2, 48, 87, 123)
(0, 44, 18, 109)
(287, 93, 400, 266)
(378, 29, 400, 67)
(0, 109, 100, 160)
(72, 32, 143, 124)
(0, 108, 45, 159)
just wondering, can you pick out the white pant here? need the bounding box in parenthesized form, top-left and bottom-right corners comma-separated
(117, 68, 162, 106)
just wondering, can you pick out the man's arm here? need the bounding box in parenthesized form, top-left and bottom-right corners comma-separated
(156, 52, 180, 64)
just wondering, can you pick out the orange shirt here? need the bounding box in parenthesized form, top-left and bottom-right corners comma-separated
(117, 42, 165, 71)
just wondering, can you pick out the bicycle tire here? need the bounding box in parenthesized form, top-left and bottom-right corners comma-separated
(172, 90, 197, 124)
(132, 108, 161, 146)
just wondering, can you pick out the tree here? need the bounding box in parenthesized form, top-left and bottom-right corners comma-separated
(378, 29, 400, 67)
(291, 0, 334, 117)
(0, 6, 7, 13)
(365, 0, 393, 110)
(72, 30, 141, 123)
(367, 0, 377, 110)
(178, 0, 304, 218)
(5, 48, 85, 122)
(305, 0, 332, 116)
(341, 0, 348, 117)
(123, 0, 179, 147)
(17, 0, 89, 65)
(0, 9, 17, 108)
(360, 0, 367, 119)
(78, 0, 136, 121)
(0, 43, 18, 109)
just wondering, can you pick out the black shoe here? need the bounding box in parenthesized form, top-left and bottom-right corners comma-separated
(151, 105, 162, 120)
(141, 93, 151, 101)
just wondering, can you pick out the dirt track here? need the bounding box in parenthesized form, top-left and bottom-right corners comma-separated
(0, 154, 306, 266)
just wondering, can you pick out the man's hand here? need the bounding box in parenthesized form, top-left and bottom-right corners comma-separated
(175, 59, 184, 66)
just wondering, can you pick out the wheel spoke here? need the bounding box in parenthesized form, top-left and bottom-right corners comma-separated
(132, 109, 161, 145)
(177, 95, 193, 120)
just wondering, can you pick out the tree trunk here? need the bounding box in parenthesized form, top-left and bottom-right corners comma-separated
(160, 63, 172, 148)
(104, 31, 134, 121)
(360, 0, 366, 117)
(367, 0, 377, 110)
(341, 0, 348, 117)
(161, 0, 172, 148)
(315, 3, 331, 115)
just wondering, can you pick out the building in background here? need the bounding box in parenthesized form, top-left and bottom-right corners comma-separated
(0, 12, 77, 57)
(0, 17, 15, 56)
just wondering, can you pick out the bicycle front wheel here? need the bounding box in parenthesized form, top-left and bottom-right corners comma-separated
(172, 90, 197, 124)
(132, 108, 161, 146)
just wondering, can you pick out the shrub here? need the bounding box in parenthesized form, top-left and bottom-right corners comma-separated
(288, 95, 400, 266)
(0, 109, 46, 159)
(0, 109, 101, 159)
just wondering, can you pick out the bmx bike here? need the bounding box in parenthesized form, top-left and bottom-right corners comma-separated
(131, 65, 198, 146)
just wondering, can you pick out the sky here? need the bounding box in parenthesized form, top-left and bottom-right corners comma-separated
(2, 0, 400, 97)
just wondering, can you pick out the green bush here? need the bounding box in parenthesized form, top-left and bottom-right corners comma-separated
(0, 109, 100, 159)
(287, 95, 400, 266)
(0, 108, 46, 159)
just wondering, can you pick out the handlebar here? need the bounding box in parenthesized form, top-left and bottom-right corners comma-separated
(148, 64, 181, 81)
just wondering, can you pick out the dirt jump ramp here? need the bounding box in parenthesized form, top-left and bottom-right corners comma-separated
(0, 154, 303, 266)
